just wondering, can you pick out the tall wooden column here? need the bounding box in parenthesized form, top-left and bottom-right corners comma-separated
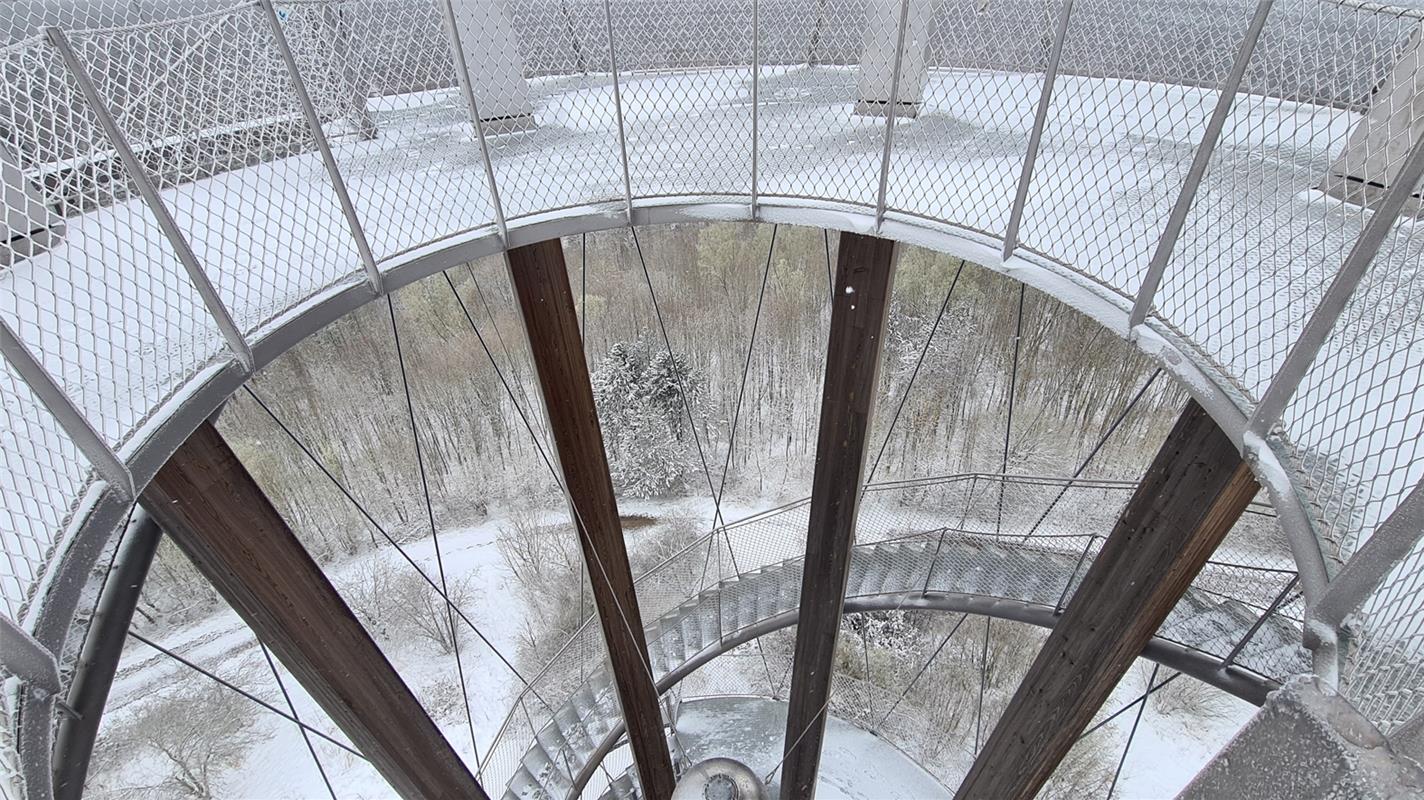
(955, 400, 1259, 799)
(781, 232, 898, 800)
(141, 422, 487, 800)
(507, 239, 677, 800)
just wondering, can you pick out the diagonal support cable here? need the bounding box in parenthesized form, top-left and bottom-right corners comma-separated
(127, 630, 365, 759)
(240, 385, 548, 708)
(260, 642, 338, 800)
(385, 295, 482, 765)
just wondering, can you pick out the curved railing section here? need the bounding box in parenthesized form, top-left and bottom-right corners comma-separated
(0, 0, 1421, 795)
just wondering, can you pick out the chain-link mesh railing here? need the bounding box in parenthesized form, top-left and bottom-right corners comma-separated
(3, 1, 1424, 794)
(1153, 1, 1422, 402)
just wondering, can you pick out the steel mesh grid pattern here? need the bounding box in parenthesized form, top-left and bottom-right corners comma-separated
(883, 0, 1054, 236)
(280, 0, 500, 261)
(1017, 0, 1252, 299)
(613, 0, 754, 200)
(0, 39, 228, 446)
(1278, 167, 1424, 566)
(0, 362, 90, 623)
(464, 0, 625, 220)
(1345, 536, 1424, 733)
(755, 0, 887, 207)
(0, 1, 1418, 774)
(1153, 0, 1422, 402)
(65, 5, 366, 332)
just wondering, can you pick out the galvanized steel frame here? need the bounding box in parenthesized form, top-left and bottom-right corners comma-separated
(1130, 0, 1276, 327)
(47, 27, 254, 374)
(257, 0, 382, 292)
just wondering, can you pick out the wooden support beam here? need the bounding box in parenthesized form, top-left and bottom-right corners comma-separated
(507, 238, 677, 800)
(781, 232, 898, 800)
(140, 421, 486, 800)
(954, 400, 1259, 800)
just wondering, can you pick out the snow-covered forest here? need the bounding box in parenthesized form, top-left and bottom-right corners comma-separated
(86, 222, 1274, 799)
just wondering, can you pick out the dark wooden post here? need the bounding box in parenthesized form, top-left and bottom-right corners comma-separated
(507, 238, 678, 800)
(140, 422, 487, 800)
(954, 400, 1259, 799)
(781, 232, 898, 800)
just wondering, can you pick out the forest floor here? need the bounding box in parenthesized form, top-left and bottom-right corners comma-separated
(90, 496, 1259, 800)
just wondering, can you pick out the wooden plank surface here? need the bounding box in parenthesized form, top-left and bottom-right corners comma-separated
(781, 232, 898, 800)
(141, 421, 487, 800)
(954, 400, 1259, 799)
(507, 238, 677, 800)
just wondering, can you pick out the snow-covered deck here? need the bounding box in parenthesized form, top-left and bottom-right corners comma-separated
(1, 61, 1404, 619)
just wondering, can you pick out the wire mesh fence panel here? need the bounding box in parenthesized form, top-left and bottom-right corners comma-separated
(0, 362, 92, 624)
(65, 6, 366, 333)
(449, 0, 625, 220)
(1, 0, 240, 46)
(612, 0, 754, 200)
(1017, 0, 1254, 298)
(1278, 201, 1424, 565)
(884, 0, 1054, 237)
(279, 0, 500, 261)
(755, 0, 888, 207)
(0, 39, 228, 447)
(1345, 535, 1424, 734)
(1152, 0, 1423, 403)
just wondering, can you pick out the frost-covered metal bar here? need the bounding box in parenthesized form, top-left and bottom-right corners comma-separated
(782, 233, 897, 800)
(604, 0, 634, 223)
(0, 614, 59, 700)
(1221, 574, 1298, 669)
(52, 513, 162, 800)
(47, 27, 254, 374)
(257, 0, 381, 292)
(750, 0, 760, 216)
(141, 421, 486, 800)
(1002, 0, 1074, 260)
(1250, 135, 1424, 436)
(1130, 0, 1275, 327)
(438, 0, 508, 242)
(0, 319, 134, 498)
(506, 239, 676, 800)
(957, 401, 1258, 800)
(1313, 483, 1424, 630)
(873, 0, 912, 231)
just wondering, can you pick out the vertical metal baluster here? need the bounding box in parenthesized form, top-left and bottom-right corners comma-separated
(873, 0, 912, 232)
(1249, 135, 1424, 437)
(0, 320, 135, 498)
(1001, 0, 1074, 261)
(1130, 0, 1275, 327)
(257, 0, 382, 293)
(439, 0, 510, 244)
(750, 0, 761, 218)
(49, 27, 253, 374)
(604, 0, 634, 224)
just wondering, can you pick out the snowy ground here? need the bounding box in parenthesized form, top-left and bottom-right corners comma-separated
(89, 497, 1264, 799)
(5, 54, 1410, 628)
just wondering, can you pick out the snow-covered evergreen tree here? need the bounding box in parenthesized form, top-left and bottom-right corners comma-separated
(591, 339, 705, 497)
